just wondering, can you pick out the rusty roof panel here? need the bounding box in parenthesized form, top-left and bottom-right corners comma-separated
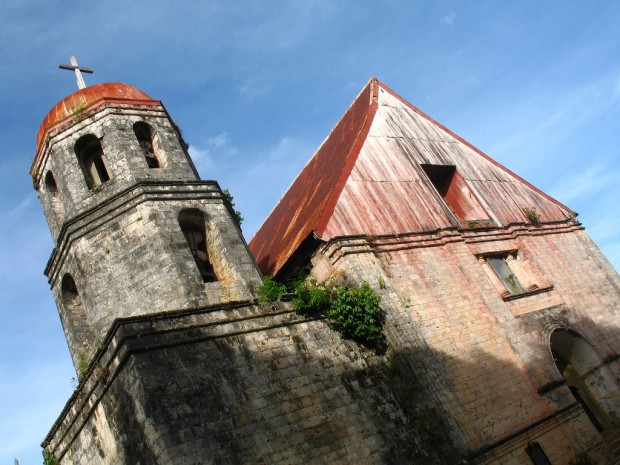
(250, 79, 575, 277)
(248, 79, 379, 276)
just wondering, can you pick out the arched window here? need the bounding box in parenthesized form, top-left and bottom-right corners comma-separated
(75, 135, 110, 188)
(133, 122, 160, 168)
(550, 329, 614, 432)
(178, 209, 217, 282)
(44, 170, 65, 221)
(61, 274, 92, 368)
(61, 274, 87, 323)
(44, 170, 58, 192)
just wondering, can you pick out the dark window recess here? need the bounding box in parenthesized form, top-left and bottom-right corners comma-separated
(421, 164, 490, 223)
(44, 171, 58, 192)
(178, 209, 217, 283)
(525, 442, 552, 465)
(75, 135, 110, 188)
(133, 122, 160, 168)
(60, 273, 91, 354)
(487, 256, 525, 295)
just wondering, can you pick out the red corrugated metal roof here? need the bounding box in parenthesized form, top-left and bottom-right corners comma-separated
(250, 78, 575, 277)
(33, 83, 159, 175)
(248, 78, 379, 277)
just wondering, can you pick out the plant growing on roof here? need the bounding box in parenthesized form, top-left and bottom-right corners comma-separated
(76, 353, 89, 380)
(523, 207, 540, 226)
(71, 102, 88, 122)
(173, 120, 190, 152)
(292, 278, 330, 315)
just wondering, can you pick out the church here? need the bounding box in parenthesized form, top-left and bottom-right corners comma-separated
(32, 75, 619, 464)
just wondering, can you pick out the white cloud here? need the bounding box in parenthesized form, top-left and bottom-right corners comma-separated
(189, 132, 239, 179)
(196, 134, 312, 238)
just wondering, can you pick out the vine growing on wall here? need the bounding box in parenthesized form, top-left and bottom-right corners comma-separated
(42, 450, 57, 465)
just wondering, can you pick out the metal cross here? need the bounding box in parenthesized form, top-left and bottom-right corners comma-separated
(59, 55, 94, 89)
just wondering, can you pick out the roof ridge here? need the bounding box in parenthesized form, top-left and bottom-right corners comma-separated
(249, 78, 379, 276)
(314, 78, 380, 235)
(373, 80, 573, 215)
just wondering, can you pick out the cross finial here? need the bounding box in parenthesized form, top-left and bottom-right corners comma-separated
(59, 55, 94, 90)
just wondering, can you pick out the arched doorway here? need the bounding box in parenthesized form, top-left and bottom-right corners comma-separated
(550, 329, 615, 432)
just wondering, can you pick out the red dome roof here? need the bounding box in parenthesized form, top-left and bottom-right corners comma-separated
(36, 82, 157, 150)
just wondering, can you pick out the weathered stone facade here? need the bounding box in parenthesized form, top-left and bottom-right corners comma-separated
(42, 302, 463, 465)
(32, 80, 620, 464)
(309, 225, 620, 464)
(33, 86, 261, 369)
(249, 79, 620, 464)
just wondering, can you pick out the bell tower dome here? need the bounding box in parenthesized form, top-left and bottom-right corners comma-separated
(32, 83, 262, 370)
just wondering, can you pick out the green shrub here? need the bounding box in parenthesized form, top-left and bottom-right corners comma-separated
(285, 264, 311, 292)
(222, 188, 244, 227)
(77, 353, 89, 380)
(523, 207, 540, 226)
(292, 279, 329, 315)
(43, 450, 57, 465)
(327, 282, 383, 344)
(257, 277, 287, 304)
(293, 276, 384, 347)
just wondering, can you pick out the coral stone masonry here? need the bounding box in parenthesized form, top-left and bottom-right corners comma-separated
(33, 79, 620, 464)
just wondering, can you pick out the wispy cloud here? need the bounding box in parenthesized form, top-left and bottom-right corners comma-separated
(549, 162, 618, 205)
(189, 132, 239, 178)
(238, 75, 271, 100)
(487, 70, 620, 162)
(5, 196, 33, 219)
(188, 133, 312, 237)
(440, 12, 456, 26)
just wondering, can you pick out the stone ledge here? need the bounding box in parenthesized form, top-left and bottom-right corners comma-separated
(42, 299, 308, 459)
(322, 222, 583, 266)
(506, 287, 564, 316)
(45, 180, 224, 282)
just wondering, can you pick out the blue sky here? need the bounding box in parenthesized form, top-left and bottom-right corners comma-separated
(1, 1, 619, 463)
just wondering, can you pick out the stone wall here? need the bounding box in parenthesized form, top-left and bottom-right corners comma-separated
(42, 301, 463, 465)
(311, 222, 620, 463)
(44, 181, 261, 369)
(36, 103, 199, 240)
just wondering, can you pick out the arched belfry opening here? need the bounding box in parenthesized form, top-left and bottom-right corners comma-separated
(60, 274, 92, 366)
(550, 329, 616, 432)
(44, 170, 58, 192)
(75, 134, 110, 188)
(44, 170, 64, 217)
(178, 209, 217, 283)
(133, 121, 161, 168)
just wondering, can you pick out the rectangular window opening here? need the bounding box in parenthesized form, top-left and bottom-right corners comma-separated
(421, 164, 490, 224)
(486, 255, 525, 295)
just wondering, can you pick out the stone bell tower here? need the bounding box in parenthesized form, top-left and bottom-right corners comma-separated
(32, 82, 262, 371)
